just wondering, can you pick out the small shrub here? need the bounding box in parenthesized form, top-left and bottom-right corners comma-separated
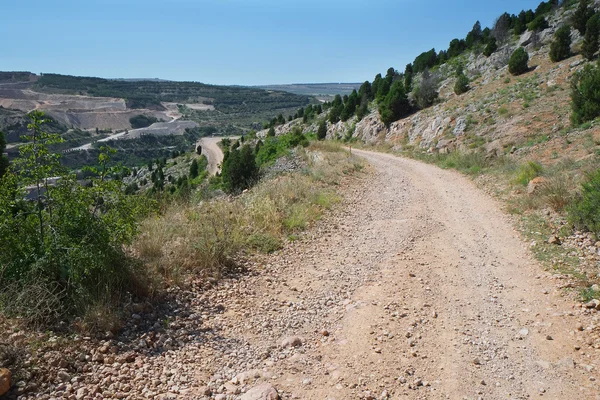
(540, 174, 573, 211)
(508, 48, 529, 76)
(582, 14, 600, 60)
(515, 161, 543, 185)
(247, 233, 282, 253)
(568, 168, 600, 236)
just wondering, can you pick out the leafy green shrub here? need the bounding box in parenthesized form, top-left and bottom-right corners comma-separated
(571, 63, 600, 125)
(411, 69, 438, 109)
(549, 25, 572, 62)
(509, 48, 529, 76)
(129, 114, 158, 129)
(568, 168, 600, 236)
(515, 161, 543, 185)
(255, 128, 309, 166)
(0, 112, 149, 326)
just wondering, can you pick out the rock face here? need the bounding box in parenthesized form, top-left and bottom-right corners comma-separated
(240, 383, 279, 400)
(0, 368, 11, 396)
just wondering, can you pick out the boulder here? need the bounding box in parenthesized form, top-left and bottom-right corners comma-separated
(240, 383, 279, 400)
(0, 368, 11, 396)
(281, 336, 303, 348)
(453, 117, 467, 136)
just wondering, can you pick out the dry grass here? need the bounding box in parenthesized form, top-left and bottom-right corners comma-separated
(132, 144, 364, 285)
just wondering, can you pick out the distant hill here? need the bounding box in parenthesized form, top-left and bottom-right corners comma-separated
(256, 83, 362, 97)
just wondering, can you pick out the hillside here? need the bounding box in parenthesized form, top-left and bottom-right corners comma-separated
(0, 73, 313, 168)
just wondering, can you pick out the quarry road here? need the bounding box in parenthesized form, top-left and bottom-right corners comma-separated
(207, 148, 598, 399)
(196, 136, 238, 175)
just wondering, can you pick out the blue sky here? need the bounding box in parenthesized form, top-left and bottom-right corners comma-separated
(2, 0, 544, 85)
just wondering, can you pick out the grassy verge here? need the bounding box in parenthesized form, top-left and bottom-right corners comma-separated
(133, 141, 364, 287)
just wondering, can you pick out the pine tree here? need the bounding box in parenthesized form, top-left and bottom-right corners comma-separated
(508, 47, 529, 76)
(317, 120, 327, 140)
(549, 25, 572, 62)
(573, 0, 595, 35)
(189, 158, 199, 179)
(582, 14, 600, 60)
(267, 126, 275, 137)
(379, 81, 411, 126)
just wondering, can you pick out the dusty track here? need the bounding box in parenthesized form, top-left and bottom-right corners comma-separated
(197, 136, 237, 175)
(195, 149, 598, 399)
(23, 149, 599, 399)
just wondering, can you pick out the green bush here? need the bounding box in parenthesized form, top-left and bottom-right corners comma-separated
(571, 63, 600, 125)
(509, 48, 529, 76)
(515, 161, 543, 185)
(527, 15, 549, 32)
(572, 0, 595, 35)
(221, 144, 259, 193)
(483, 38, 498, 57)
(129, 114, 158, 129)
(0, 112, 149, 326)
(454, 73, 470, 95)
(568, 168, 600, 236)
(549, 25, 572, 62)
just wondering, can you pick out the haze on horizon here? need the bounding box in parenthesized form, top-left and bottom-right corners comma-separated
(3, 0, 543, 86)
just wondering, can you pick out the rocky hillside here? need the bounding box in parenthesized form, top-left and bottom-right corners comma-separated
(262, 3, 599, 167)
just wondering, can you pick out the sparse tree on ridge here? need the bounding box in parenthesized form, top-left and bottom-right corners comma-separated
(582, 14, 600, 60)
(549, 25, 572, 62)
(573, 0, 596, 35)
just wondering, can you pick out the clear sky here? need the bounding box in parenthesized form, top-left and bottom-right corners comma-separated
(2, 0, 544, 85)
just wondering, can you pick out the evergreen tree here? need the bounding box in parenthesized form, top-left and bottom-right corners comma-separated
(573, 0, 595, 35)
(571, 63, 600, 124)
(189, 158, 199, 179)
(221, 145, 259, 193)
(454, 70, 470, 95)
(582, 14, 600, 60)
(465, 21, 483, 48)
(317, 120, 327, 140)
(328, 95, 344, 123)
(508, 47, 529, 75)
(483, 37, 498, 57)
(0, 131, 8, 179)
(358, 81, 372, 101)
(379, 81, 411, 126)
(341, 90, 359, 121)
(549, 25, 572, 62)
(404, 64, 414, 92)
(356, 94, 369, 121)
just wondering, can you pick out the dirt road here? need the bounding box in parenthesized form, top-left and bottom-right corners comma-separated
(197, 136, 237, 175)
(194, 148, 598, 399)
(30, 149, 599, 399)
